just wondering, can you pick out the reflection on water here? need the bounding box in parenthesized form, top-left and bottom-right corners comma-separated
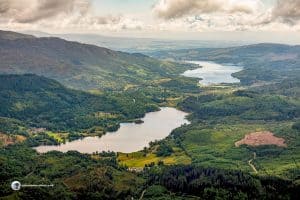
(34, 107, 189, 153)
(183, 61, 243, 85)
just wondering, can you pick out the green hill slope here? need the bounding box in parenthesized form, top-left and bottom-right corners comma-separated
(0, 30, 192, 90)
(151, 43, 300, 85)
(0, 74, 158, 132)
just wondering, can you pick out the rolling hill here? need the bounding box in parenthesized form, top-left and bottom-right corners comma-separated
(151, 43, 300, 85)
(0, 74, 158, 132)
(0, 30, 192, 90)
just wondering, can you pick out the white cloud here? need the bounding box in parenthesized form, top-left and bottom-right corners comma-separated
(0, 0, 145, 33)
(0, 0, 89, 23)
(153, 0, 261, 19)
(272, 0, 300, 24)
(152, 0, 300, 33)
(252, 0, 300, 28)
(0, 0, 299, 35)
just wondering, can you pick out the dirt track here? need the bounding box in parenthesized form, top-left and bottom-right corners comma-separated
(248, 152, 257, 173)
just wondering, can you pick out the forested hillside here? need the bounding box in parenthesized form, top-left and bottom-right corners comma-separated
(0, 30, 193, 90)
(151, 43, 300, 85)
(0, 74, 158, 138)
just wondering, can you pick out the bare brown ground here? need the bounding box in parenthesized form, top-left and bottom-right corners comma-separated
(235, 131, 287, 147)
(0, 133, 26, 147)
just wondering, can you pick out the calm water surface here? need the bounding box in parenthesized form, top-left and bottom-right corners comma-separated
(183, 61, 243, 85)
(34, 107, 189, 153)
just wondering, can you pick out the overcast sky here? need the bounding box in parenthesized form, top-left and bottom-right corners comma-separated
(1, 0, 300, 43)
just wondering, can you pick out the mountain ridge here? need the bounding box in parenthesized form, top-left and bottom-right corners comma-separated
(0, 30, 192, 90)
(0, 30, 35, 40)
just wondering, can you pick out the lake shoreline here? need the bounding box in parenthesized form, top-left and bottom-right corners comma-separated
(183, 61, 243, 85)
(33, 107, 189, 154)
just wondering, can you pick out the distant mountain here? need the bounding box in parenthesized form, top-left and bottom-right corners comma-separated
(151, 43, 300, 85)
(0, 30, 35, 40)
(0, 30, 191, 90)
(23, 31, 249, 53)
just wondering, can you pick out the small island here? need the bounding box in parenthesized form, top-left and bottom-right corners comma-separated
(134, 119, 144, 124)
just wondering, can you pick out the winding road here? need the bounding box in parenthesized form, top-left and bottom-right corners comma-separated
(139, 190, 146, 200)
(248, 152, 258, 173)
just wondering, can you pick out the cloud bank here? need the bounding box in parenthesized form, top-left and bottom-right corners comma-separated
(0, 0, 124, 27)
(0, 0, 299, 34)
(0, 0, 140, 32)
(153, 0, 260, 19)
(152, 0, 300, 32)
(0, 0, 89, 23)
(272, 0, 300, 23)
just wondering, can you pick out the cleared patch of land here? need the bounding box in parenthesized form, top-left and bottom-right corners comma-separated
(0, 133, 26, 147)
(118, 147, 191, 168)
(235, 131, 287, 147)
